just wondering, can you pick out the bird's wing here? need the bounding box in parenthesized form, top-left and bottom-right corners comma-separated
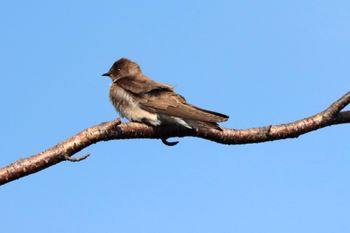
(115, 75, 173, 95)
(139, 91, 229, 123)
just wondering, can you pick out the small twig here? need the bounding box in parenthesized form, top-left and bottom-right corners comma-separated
(64, 153, 91, 162)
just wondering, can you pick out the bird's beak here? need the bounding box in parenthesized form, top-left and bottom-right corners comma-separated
(102, 72, 110, 77)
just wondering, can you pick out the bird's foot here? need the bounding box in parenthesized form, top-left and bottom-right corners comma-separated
(161, 138, 179, 146)
(114, 118, 122, 124)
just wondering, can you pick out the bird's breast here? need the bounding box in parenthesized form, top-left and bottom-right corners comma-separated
(109, 84, 160, 125)
(109, 84, 137, 116)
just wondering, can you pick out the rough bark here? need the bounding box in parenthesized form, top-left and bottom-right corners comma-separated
(1, 92, 349, 186)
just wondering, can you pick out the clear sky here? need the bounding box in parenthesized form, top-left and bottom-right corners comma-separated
(1, 0, 350, 232)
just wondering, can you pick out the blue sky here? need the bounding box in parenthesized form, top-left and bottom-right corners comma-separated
(1, 0, 350, 232)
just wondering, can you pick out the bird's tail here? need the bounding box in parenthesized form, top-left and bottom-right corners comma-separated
(185, 120, 225, 131)
(189, 105, 229, 123)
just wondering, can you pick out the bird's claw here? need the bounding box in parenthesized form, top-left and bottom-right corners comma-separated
(161, 138, 179, 146)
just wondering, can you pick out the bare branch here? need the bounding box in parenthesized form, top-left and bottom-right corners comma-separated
(1, 92, 350, 186)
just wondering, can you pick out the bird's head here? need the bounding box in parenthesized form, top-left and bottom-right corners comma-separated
(102, 58, 141, 81)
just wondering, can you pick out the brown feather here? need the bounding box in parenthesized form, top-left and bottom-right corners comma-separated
(139, 90, 229, 123)
(115, 75, 173, 95)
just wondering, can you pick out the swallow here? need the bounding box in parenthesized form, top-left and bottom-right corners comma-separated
(103, 58, 229, 130)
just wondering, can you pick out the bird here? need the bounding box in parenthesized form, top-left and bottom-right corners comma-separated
(102, 58, 229, 130)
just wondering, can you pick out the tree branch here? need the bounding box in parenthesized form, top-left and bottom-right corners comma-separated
(1, 92, 350, 186)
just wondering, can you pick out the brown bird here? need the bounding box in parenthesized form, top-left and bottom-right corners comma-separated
(102, 58, 229, 130)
